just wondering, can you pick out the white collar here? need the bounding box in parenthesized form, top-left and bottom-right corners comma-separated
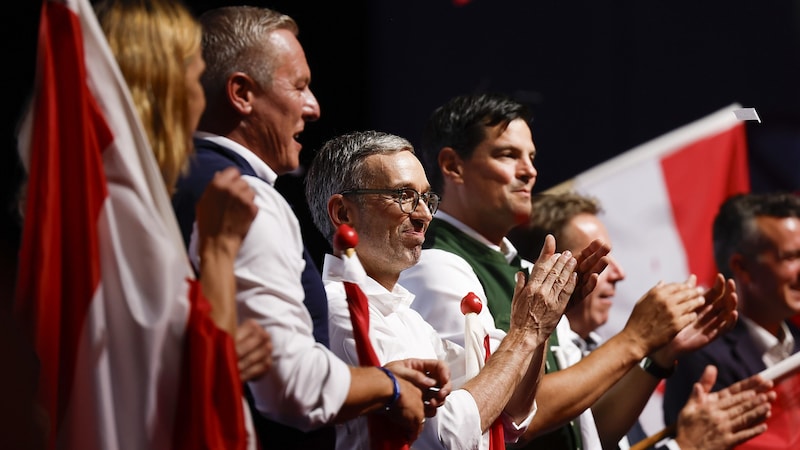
(322, 253, 415, 315)
(194, 132, 278, 186)
(741, 315, 795, 366)
(434, 210, 522, 265)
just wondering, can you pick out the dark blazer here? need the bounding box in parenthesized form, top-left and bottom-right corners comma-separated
(663, 318, 800, 426)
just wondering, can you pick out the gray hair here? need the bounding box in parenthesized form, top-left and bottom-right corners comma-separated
(198, 6, 298, 106)
(305, 131, 414, 242)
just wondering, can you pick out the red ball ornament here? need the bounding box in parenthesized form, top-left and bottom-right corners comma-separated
(460, 292, 482, 315)
(334, 224, 359, 251)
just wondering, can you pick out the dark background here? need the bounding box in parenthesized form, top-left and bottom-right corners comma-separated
(5, 0, 800, 298)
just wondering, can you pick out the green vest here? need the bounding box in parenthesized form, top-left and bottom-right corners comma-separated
(422, 219, 521, 332)
(425, 218, 583, 450)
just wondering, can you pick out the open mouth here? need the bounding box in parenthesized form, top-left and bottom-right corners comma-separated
(598, 291, 615, 302)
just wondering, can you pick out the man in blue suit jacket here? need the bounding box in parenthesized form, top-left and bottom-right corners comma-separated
(665, 192, 800, 426)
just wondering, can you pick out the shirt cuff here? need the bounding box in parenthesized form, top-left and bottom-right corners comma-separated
(501, 399, 537, 443)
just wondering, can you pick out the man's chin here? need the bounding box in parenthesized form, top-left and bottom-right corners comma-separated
(512, 209, 532, 226)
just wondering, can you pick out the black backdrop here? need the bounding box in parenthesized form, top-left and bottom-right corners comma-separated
(5, 0, 800, 298)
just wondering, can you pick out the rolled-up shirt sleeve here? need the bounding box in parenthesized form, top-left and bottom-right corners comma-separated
(191, 175, 350, 431)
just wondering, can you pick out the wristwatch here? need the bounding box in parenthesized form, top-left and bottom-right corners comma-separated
(639, 356, 676, 379)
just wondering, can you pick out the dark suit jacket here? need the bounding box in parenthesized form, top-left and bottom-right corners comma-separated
(663, 318, 800, 426)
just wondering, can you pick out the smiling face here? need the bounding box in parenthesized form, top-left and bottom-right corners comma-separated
(252, 29, 320, 175)
(346, 151, 434, 290)
(563, 213, 626, 338)
(452, 118, 537, 243)
(737, 216, 800, 327)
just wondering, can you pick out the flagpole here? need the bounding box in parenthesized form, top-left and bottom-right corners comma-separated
(629, 424, 676, 450)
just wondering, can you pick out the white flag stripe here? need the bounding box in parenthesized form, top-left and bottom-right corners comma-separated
(760, 351, 800, 382)
(581, 157, 690, 339)
(464, 313, 485, 379)
(733, 107, 761, 123)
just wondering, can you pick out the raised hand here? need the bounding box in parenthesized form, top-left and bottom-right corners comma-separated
(510, 234, 577, 338)
(656, 274, 738, 362)
(675, 365, 775, 450)
(621, 277, 706, 358)
(235, 319, 273, 382)
(568, 238, 611, 310)
(379, 361, 433, 443)
(196, 167, 258, 334)
(196, 166, 258, 253)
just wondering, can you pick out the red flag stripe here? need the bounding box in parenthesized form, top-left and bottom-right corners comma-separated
(661, 123, 750, 288)
(343, 279, 410, 450)
(484, 327, 504, 448)
(14, 2, 110, 442)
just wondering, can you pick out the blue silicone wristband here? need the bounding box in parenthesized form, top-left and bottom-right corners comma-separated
(378, 366, 400, 410)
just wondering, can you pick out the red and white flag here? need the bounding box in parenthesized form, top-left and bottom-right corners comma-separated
(737, 352, 800, 449)
(549, 104, 751, 432)
(15, 1, 246, 448)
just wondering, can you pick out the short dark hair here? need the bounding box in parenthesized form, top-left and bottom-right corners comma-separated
(712, 192, 800, 277)
(420, 93, 531, 193)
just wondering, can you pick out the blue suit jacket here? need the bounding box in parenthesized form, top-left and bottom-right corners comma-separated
(663, 318, 800, 426)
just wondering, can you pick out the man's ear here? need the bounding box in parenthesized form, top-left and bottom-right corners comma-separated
(227, 72, 255, 114)
(438, 147, 464, 184)
(729, 253, 750, 284)
(327, 194, 354, 229)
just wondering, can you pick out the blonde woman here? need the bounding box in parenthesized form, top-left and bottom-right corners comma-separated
(96, 0, 262, 447)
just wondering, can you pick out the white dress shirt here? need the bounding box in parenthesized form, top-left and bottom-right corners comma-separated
(188, 134, 351, 431)
(323, 254, 534, 450)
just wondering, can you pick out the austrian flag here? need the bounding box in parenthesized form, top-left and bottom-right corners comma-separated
(550, 104, 750, 340)
(548, 104, 750, 433)
(14, 1, 246, 449)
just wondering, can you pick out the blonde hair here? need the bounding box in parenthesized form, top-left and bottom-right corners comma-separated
(96, 0, 201, 193)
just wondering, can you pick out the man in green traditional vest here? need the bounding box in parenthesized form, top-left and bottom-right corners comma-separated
(398, 92, 740, 450)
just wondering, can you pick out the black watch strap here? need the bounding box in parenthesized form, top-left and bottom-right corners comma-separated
(640, 356, 675, 379)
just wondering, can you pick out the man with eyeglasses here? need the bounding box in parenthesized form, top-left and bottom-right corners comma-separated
(305, 130, 576, 450)
(339, 188, 441, 215)
(171, 6, 449, 448)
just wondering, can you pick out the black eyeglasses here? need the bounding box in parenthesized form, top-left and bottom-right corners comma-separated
(341, 188, 440, 215)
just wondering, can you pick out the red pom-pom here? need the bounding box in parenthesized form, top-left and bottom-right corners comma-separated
(334, 224, 359, 252)
(460, 292, 482, 315)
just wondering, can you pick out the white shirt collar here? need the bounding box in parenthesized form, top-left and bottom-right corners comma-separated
(194, 132, 278, 186)
(322, 253, 415, 315)
(741, 316, 796, 367)
(434, 210, 521, 265)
